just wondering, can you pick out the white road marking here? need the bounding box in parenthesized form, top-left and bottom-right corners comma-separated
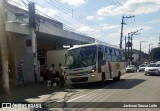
(67, 94, 86, 102)
(66, 74, 141, 102)
(67, 86, 109, 102)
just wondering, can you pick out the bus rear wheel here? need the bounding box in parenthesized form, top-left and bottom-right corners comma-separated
(113, 72, 121, 81)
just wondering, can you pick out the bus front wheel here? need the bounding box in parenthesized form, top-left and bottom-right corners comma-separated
(100, 73, 105, 86)
(72, 84, 79, 88)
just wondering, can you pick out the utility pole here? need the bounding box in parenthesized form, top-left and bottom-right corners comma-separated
(127, 33, 130, 60)
(129, 28, 143, 64)
(130, 33, 133, 59)
(127, 33, 130, 65)
(139, 41, 146, 64)
(158, 35, 160, 47)
(0, 0, 10, 94)
(28, 2, 38, 82)
(125, 36, 127, 62)
(120, 15, 135, 49)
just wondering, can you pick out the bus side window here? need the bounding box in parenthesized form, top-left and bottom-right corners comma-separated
(98, 50, 103, 60)
(111, 49, 116, 61)
(119, 51, 125, 61)
(116, 50, 121, 61)
(105, 47, 111, 61)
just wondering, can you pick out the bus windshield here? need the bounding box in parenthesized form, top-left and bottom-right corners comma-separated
(65, 46, 96, 68)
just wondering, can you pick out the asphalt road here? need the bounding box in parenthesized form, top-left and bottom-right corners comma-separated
(44, 72, 160, 111)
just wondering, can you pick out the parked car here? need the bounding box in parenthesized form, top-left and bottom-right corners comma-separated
(144, 63, 160, 75)
(126, 65, 137, 73)
(139, 64, 147, 72)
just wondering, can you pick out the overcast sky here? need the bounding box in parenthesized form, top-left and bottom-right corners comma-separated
(10, 0, 160, 53)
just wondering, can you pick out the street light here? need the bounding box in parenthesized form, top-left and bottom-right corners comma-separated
(130, 28, 144, 59)
(139, 41, 147, 64)
(130, 32, 140, 57)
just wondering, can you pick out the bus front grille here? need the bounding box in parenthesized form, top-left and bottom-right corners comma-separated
(70, 77, 88, 83)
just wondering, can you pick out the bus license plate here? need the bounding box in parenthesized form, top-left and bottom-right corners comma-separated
(75, 77, 82, 80)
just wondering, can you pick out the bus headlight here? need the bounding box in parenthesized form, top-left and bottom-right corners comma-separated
(90, 65, 96, 73)
(91, 69, 95, 73)
(91, 74, 95, 78)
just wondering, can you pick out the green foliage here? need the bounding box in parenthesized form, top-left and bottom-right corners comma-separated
(151, 47, 160, 61)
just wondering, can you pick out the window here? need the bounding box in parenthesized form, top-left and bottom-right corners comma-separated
(105, 47, 110, 54)
(98, 50, 103, 60)
(116, 50, 121, 61)
(26, 39, 32, 46)
(105, 47, 111, 61)
(105, 53, 111, 61)
(98, 45, 104, 61)
(115, 50, 120, 56)
(120, 51, 125, 61)
(110, 49, 116, 61)
(111, 49, 115, 55)
(112, 56, 116, 61)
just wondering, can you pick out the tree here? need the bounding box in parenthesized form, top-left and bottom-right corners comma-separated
(0, 0, 10, 94)
(151, 47, 160, 61)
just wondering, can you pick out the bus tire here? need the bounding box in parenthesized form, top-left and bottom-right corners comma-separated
(72, 84, 78, 88)
(100, 73, 105, 86)
(113, 72, 121, 81)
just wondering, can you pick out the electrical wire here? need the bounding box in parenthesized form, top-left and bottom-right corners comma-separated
(33, 0, 116, 36)
(7, 0, 123, 45)
(46, 0, 102, 31)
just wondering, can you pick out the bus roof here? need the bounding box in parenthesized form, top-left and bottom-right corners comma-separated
(68, 43, 121, 51)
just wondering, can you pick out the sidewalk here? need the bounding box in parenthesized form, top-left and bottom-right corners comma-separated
(0, 82, 67, 103)
(0, 81, 78, 111)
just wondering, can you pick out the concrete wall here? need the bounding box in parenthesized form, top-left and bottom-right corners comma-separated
(13, 35, 34, 82)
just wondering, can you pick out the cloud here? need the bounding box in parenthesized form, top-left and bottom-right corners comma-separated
(101, 24, 120, 31)
(60, 0, 86, 6)
(36, 5, 59, 17)
(75, 23, 121, 37)
(97, 0, 160, 17)
(97, 17, 104, 20)
(76, 26, 100, 34)
(146, 19, 160, 24)
(86, 16, 94, 20)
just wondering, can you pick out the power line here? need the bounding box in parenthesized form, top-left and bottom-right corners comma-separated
(34, 0, 116, 36)
(43, 0, 118, 36)
(8, 0, 122, 41)
(19, 0, 92, 35)
(106, 0, 130, 15)
(46, 0, 102, 31)
(53, 0, 101, 29)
